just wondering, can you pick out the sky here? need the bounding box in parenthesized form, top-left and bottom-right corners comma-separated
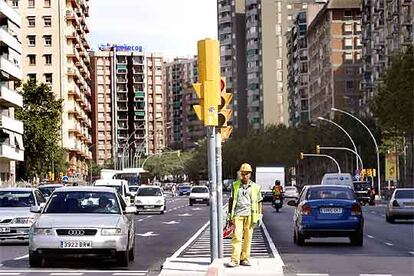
(89, 0, 218, 60)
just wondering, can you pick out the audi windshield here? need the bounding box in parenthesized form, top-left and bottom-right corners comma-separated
(44, 191, 121, 214)
(0, 191, 35, 207)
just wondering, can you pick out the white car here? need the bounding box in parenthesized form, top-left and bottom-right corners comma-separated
(94, 179, 131, 206)
(284, 186, 299, 200)
(189, 186, 210, 206)
(135, 186, 166, 214)
(386, 188, 414, 223)
(0, 188, 46, 241)
(29, 186, 136, 267)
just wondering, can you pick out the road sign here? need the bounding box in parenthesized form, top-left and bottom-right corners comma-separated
(62, 175, 69, 182)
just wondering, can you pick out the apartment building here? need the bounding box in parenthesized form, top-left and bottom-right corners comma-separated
(217, 0, 247, 135)
(9, 0, 92, 179)
(146, 53, 165, 155)
(0, 1, 24, 185)
(307, 0, 362, 121)
(182, 83, 204, 151)
(164, 58, 197, 149)
(361, 0, 413, 112)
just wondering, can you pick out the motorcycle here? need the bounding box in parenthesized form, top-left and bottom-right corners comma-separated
(272, 194, 283, 212)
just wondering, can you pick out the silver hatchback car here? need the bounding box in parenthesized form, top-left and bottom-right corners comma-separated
(29, 186, 136, 267)
(386, 188, 414, 223)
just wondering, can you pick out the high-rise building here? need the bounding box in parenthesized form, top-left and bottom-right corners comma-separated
(182, 83, 204, 151)
(361, 0, 413, 113)
(0, 1, 24, 185)
(90, 48, 166, 167)
(9, 0, 92, 179)
(307, 0, 362, 120)
(217, 0, 247, 135)
(164, 58, 197, 149)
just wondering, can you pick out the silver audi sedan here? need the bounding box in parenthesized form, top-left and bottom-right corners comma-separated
(29, 186, 136, 267)
(0, 187, 46, 241)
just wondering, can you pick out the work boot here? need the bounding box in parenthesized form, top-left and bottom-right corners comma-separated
(240, 260, 251, 266)
(225, 261, 239, 268)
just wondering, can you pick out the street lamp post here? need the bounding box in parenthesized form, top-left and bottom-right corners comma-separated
(302, 153, 342, 173)
(317, 117, 360, 171)
(120, 124, 145, 169)
(319, 146, 364, 170)
(331, 107, 381, 197)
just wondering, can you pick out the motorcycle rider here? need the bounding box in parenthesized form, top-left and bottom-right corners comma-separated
(272, 180, 283, 207)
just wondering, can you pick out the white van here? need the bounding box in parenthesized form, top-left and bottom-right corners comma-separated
(94, 179, 131, 205)
(321, 173, 354, 189)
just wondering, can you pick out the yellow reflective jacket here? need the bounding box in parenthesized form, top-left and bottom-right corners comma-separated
(229, 180, 261, 225)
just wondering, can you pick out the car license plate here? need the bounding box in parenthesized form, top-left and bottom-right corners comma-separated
(320, 207, 342, 214)
(274, 200, 281, 203)
(60, 241, 92, 248)
(196, 199, 203, 202)
(144, 205, 154, 209)
(0, 227, 10, 233)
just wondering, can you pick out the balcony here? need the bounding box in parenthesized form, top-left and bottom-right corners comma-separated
(0, 1, 21, 26)
(0, 143, 24, 161)
(0, 85, 22, 108)
(0, 56, 22, 81)
(0, 27, 21, 54)
(0, 115, 23, 134)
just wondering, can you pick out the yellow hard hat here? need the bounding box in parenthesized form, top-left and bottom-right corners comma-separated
(239, 163, 252, 173)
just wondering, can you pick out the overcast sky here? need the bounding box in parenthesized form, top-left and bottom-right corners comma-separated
(89, 0, 218, 59)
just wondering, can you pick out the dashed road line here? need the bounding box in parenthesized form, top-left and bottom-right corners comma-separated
(360, 274, 392, 276)
(367, 235, 374, 239)
(50, 273, 84, 276)
(384, 242, 394, 246)
(0, 273, 21, 276)
(409, 251, 414, 255)
(296, 274, 329, 276)
(12, 255, 28, 261)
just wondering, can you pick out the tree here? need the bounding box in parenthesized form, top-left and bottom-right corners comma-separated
(371, 45, 414, 185)
(15, 80, 64, 179)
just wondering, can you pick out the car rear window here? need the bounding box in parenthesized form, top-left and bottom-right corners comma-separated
(353, 182, 371, 191)
(395, 190, 414, 199)
(192, 187, 208, 193)
(137, 188, 162, 196)
(306, 187, 354, 200)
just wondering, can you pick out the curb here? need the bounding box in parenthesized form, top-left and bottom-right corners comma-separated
(206, 258, 223, 276)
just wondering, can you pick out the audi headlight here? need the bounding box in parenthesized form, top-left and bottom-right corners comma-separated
(33, 227, 53, 236)
(12, 217, 35, 225)
(101, 228, 124, 236)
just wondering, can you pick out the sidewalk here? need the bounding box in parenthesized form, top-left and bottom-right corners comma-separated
(159, 223, 284, 276)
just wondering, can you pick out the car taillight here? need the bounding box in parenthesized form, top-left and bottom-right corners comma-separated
(351, 203, 362, 216)
(300, 204, 312, 215)
(392, 200, 400, 207)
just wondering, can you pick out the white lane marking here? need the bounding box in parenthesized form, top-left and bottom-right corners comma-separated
(367, 235, 374, 239)
(163, 220, 180, 225)
(0, 271, 148, 274)
(409, 251, 414, 255)
(137, 219, 144, 222)
(0, 273, 21, 276)
(136, 231, 158, 237)
(13, 254, 28, 261)
(178, 213, 192, 217)
(385, 242, 394, 246)
(297, 274, 329, 276)
(360, 274, 392, 276)
(192, 208, 201, 211)
(262, 222, 285, 266)
(170, 221, 209, 259)
(381, 215, 385, 217)
(112, 273, 147, 276)
(146, 215, 152, 218)
(50, 273, 84, 276)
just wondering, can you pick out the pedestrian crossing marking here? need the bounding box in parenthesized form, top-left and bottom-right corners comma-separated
(179, 226, 272, 258)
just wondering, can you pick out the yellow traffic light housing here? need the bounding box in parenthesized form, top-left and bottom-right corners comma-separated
(218, 78, 233, 127)
(300, 152, 304, 160)
(316, 145, 320, 154)
(192, 39, 221, 126)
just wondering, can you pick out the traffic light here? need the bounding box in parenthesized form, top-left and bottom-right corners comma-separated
(316, 145, 320, 154)
(300, 152, 304, 160)
(218, 77, 233, 141)
(193, 39, 221, 126)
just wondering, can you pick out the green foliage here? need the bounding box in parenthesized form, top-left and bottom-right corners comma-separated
(15, 80, 64, 179)
(371, 45, 414, 137)
(143, 151, 187, 179)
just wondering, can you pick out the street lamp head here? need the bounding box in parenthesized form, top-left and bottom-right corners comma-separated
(317, 116, 325, 121)
(331, 107, 338, 111)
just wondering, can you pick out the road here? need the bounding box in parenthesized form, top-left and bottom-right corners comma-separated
(263, 202, 414, 276)
(0, 193, 215, 276)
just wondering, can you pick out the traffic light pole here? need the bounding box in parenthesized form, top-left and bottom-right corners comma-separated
(207, 126, 218, 262)
(215, 129, 224, 258)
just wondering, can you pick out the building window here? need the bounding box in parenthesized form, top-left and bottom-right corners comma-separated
(344, 38, 353, 48)
(44, 35, 52, 46)
(44, 54, 52, 65)
(12, 1, 18, 8)
(43, 16, 51, 27)
(344, 23, 352, 33)
(28, 55, 36, 65)
(44, 73, 52, 84)
(344, 52, 353, 61)
(28, 35, 36, 46)
(28, 0, 35, 8)
(44, 0, 50, 7)
(344, 10, 352, 19)
(346, 80, 354, 89)
(27, 16, 35, 27)
(28, 74, 36, 81)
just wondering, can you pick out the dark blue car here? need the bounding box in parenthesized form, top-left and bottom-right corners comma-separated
(178, 184, 192, 196)
(289, 185, 364, 246)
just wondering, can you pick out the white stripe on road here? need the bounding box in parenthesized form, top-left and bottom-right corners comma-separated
(262, 222, 285, 266)
(409, 251, 414, 255)
(0, 273, 21, 276)
(297, 274, 329, 276)
(112, 273, 147, 276)
(13, 255, 28, 261)
(360, 274, 392, 276)
(170, 221, 209, 259)
(0, 271, 148, 274)
(50, 273, 84, 276)
(385, 242, 394, 246)
(367, 235, 374, 239)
